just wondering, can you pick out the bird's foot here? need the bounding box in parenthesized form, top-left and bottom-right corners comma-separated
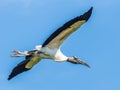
(11, 50, 29, 57)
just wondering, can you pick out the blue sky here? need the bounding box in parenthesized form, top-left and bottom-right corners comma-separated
(0, 0, 120, 90)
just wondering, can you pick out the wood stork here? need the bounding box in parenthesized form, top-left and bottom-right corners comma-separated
(8, 7, 93, 80)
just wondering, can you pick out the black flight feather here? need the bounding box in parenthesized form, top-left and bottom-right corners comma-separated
(42, 7, 93, 47)
(8, 50, 37, 80)
(8, 58, 31, 80)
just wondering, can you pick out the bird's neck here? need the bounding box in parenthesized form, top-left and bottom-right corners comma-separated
(54, 49, 68, 62)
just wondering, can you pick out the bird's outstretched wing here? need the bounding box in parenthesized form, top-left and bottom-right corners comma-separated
(8, 55, 41, 80)
(42, 7, 93, 49)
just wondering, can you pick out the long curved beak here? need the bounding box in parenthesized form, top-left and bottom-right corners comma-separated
(67, 57, 90, 68)
(76, 59, 90, 68)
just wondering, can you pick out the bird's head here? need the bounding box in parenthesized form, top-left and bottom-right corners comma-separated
(67, 56, 90, 68)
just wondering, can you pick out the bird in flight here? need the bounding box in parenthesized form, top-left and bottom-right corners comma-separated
(8, 7, 93, 80)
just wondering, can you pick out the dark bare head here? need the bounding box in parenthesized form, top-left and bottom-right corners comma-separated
(67, 56, 90, 68)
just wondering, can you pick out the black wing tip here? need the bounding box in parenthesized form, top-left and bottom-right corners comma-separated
(80, 7, 93, 22)
(8, 72, 14, 80)
(8, 68, 29, 80)
(8, 76, 12, 80)
(8, 72, 20, 80)
(8, 73, 18, 80)
(8, 73, 15, 80)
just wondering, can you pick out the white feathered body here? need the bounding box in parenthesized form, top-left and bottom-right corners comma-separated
(35, 45, 68, 62)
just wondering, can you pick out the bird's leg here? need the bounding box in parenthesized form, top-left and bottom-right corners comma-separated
(11, 50, 30, 57)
